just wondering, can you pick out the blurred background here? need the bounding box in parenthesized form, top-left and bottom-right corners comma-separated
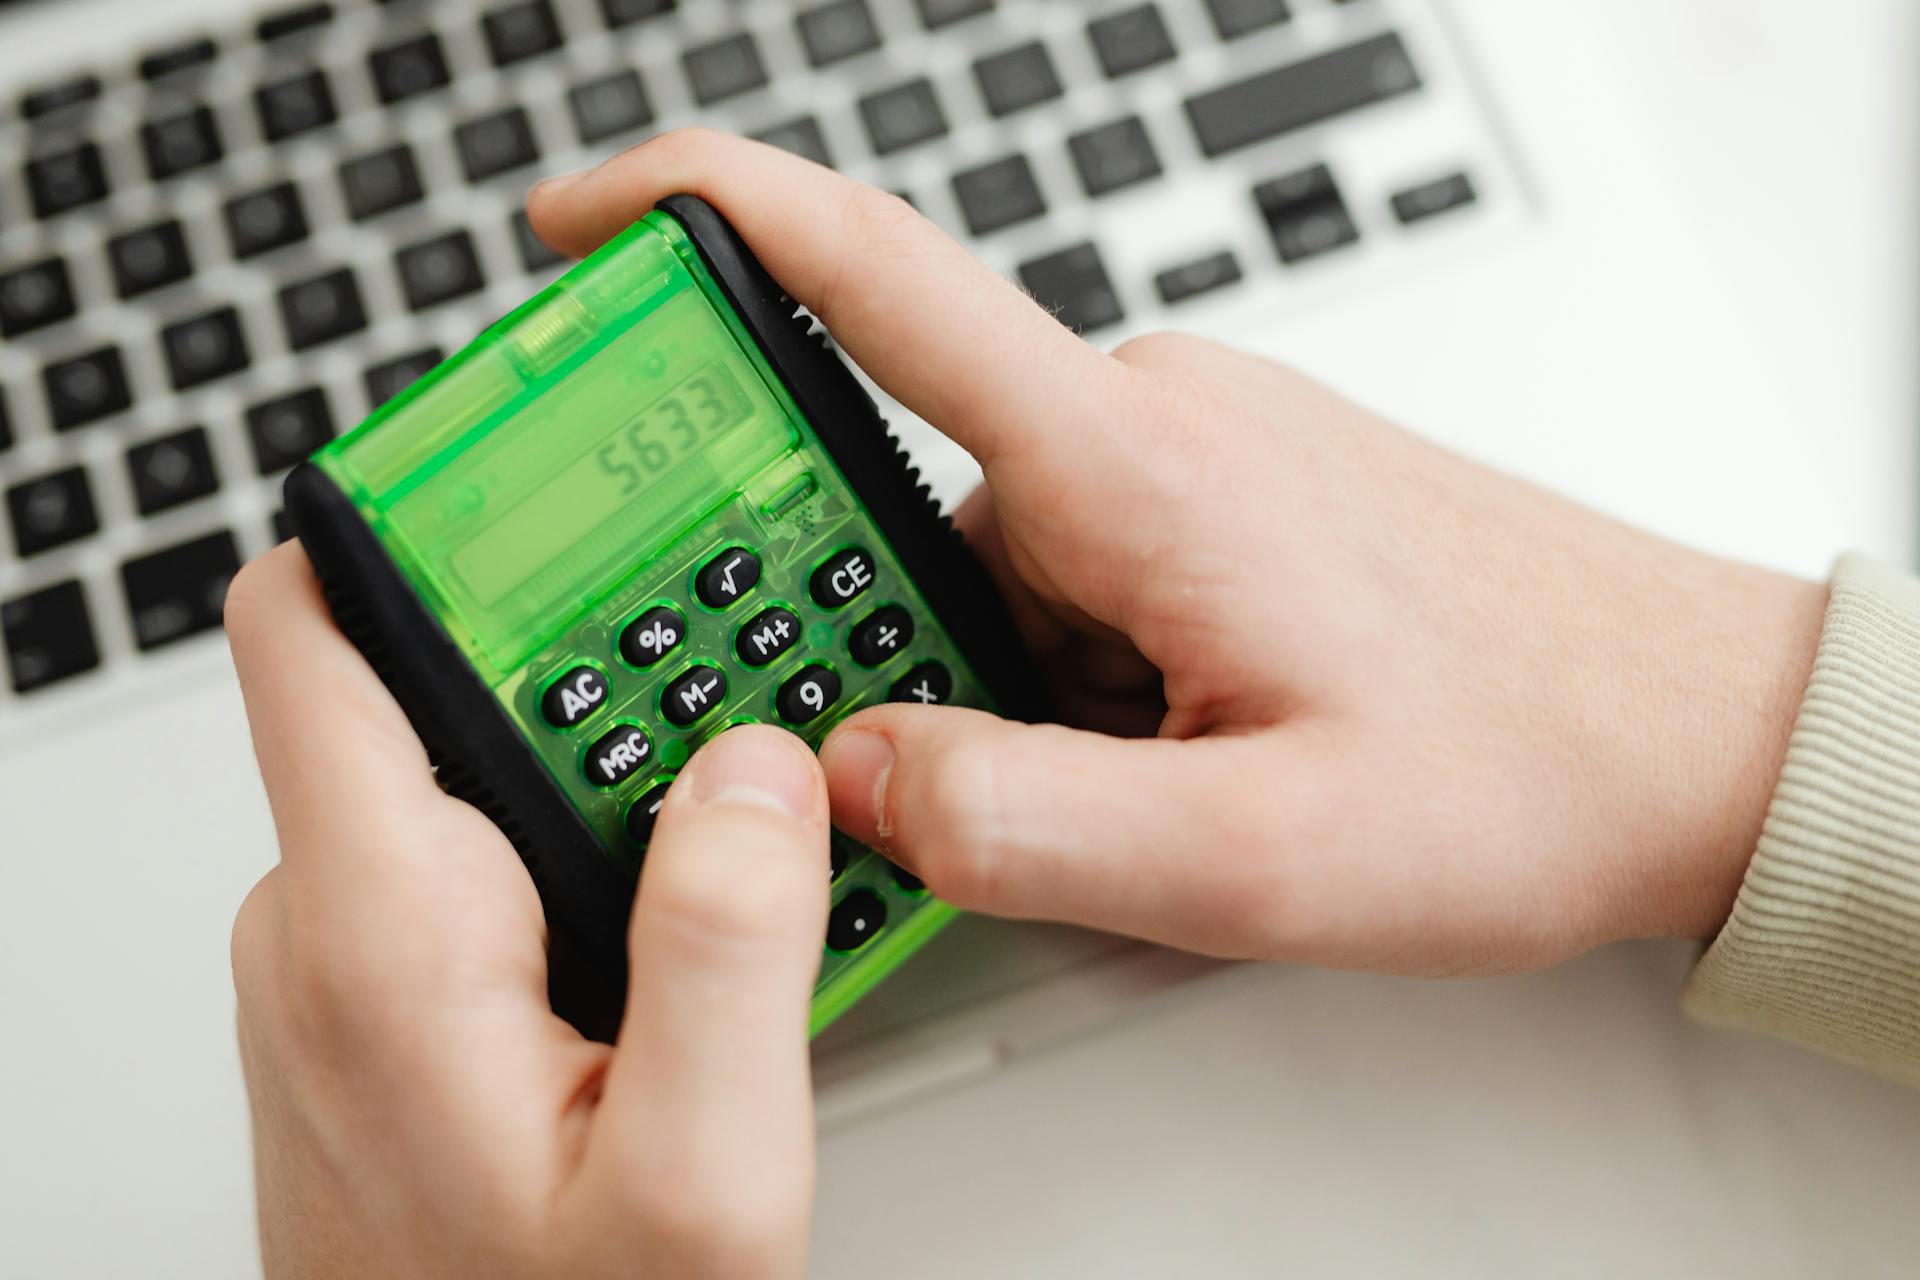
(0, 0, 1915, 1275)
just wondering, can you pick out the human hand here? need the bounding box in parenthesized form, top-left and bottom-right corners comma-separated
(226, 544, 823, 1278)
(530, 131, 1829, 977)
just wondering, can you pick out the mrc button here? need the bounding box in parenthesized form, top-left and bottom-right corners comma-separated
(695, 545, 760, 608)
(540, 664, 609, 729)
(808, 546, 875, 609)
(662, 663, 727, 727)
(584, 723, 652, 788)
(735, 606, 800, 667)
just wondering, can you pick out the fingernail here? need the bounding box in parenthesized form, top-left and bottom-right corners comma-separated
(685, 726, 817, 819)
(820, 729, 896, 841)
(529, 167, 590, 199)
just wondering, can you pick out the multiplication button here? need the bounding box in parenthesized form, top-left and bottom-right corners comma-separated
(619, 604, 684, 668)
(889, 661, 952, 705)
(776, 663, 841, 724)
(695, 545, 760, 608)
(540, 664, 608, 729)
(662, 663, 727, 727)
(809, 546, 874, 609)
(584, 723, 652, 788)
(735, 606, 800, 667)
(849, 604, 913, 666)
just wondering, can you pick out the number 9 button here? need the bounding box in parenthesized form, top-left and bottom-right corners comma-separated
(777, 663, 841, 724)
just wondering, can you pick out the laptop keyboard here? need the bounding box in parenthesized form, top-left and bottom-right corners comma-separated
(0, 0, 1517, 712)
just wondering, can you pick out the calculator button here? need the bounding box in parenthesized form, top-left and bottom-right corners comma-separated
(827, 888, 887, 952)
(619, 604, 685, 668)
(830, 833, 855, 881)
(695, 546, 760, 609)
(735, 606, 800, 667)
(584, 723, 653, 788)
(887, 860, 928, 893)
(3, 579, 100, 694)
(809, 547, 875, 609)
(541, 664, 609, 729)
(849, 604, 914, 667)
(625, 779, 673, 846)
(662, 664, 727, 727)
(776, 663, 842, 725)
(889, 661, 953, 706)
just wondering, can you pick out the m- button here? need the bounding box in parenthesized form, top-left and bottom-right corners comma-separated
(809, 546, 874, 609)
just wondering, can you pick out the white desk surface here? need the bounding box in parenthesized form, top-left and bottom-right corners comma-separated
(814, 2, 1920, 1274)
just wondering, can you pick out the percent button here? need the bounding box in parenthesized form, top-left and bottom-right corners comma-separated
(620, 604, 685, 668)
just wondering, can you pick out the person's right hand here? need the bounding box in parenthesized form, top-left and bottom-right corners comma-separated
(531, 131, 1829, 977)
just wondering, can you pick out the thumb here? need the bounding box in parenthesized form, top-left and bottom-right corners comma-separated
(590, 726, 826, 1238)
(819, 707, 1283, 954)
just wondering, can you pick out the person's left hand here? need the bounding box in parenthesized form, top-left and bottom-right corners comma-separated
(226, 543, 826, 1279)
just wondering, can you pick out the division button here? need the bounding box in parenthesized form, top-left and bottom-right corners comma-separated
(540, 664, 609, 729)
(889, 660, 952, 706)
(584, 723, 653, 788)
(625, 778, 673, 846)
(619, 604, 685, 667)
(849, 604, 914, 666)
(827, 887, 887, 952)
(809, 547, 875, 609)
(735, 606, 801, 667)
(776, 663, 842, 724)
(695, 546, 760, 608)
(662, 664, 727, 727)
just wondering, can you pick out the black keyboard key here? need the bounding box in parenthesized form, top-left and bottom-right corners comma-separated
(512, 210, 565, 272)
(246, 388, 335, 474)
(0, 257, 76, 337)
(890, 660, 953, 705)
(340, 144, 424, 220)
(1088, 5, 1176, 78)
(1392, 171, 1478, 225)
(257, 4, 334, 42)
(0, 390, 11, 453)
(809, 547, 875, 609)
(683, 33, 767, 106)
(661, 664, 727, 727)
(127, 426, 219, 515)
(272, 509, 295, 545)
(599, 0, 674, 27)
(859, 79, 948, 155)
(1186, 32, 1419, 158)
(797, 0, 880, 66)
(161, 307, 250, 389)
(255, 69, 337, 141)
(753, 116, 832, 168)
(569, 69, 653, 143)
(1154, 250, 1242, 304)
(25, 143, 109, 218)
(734, 606, 801, 667)
(1068, 116, 1161, 196)
(20, 76, 100, 120)
(108, 221, 193, 298)
(849, 604, 914, 666)
(828, 887, 886, 951)
(43, 347, 131, 430)
(696, 546, 761, 608)
(120, 530, 241, 651)
(776, 664, 842, 725)
(365, 348, 443, 407)
(396, 231, 485, 311)
(1017, 243, 1123, 334)
(1255, 163, 1358, 263)
(455, 107, 540, 182)
(224, 182, 309, 258)
(484, 0, 563, 64)
(951, 154, 1045, 236)
(915, 0, 990, 29)
(584, 723, 654, 787)
(1205, 0, 1290, 39)
(142, 106, 223, 180)
(973, 41, 1062, 117)
(139, 38, 218, 81)
(279, 268, 367, 350)
(2, 580, 99, 693)
(6, 466, 98, 556)
(369, 34, 450, 104)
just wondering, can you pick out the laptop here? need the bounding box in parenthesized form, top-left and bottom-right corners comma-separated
(0, 0, 1875, 1272)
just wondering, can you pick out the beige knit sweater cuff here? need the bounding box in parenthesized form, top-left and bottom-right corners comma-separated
(1684, 553, 1920, 1085)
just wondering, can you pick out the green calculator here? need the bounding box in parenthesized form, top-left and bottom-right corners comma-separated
(285, 197, 1044, 1039)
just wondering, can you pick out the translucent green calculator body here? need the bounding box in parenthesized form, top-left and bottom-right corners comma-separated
(286, 197, 1044, 1039)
